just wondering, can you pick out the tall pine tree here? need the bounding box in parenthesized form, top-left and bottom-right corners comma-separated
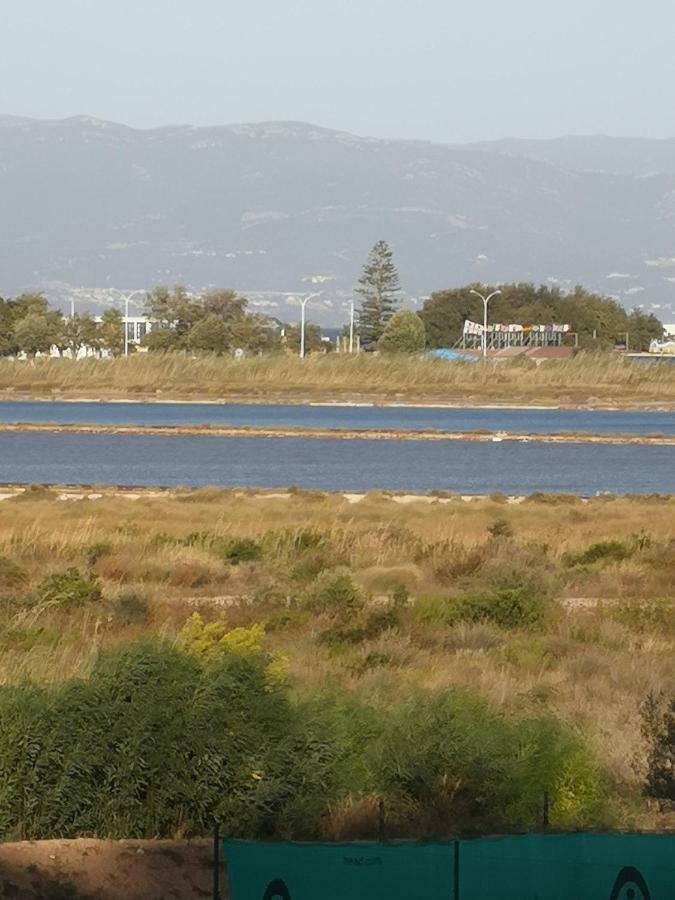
(355, 240, 401, 344)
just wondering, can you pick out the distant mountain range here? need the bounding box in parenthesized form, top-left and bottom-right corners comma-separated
(1, 115, 674, 324)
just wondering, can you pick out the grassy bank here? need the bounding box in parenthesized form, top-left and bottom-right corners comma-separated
(1, 352, 675, 406)
(0, 488, 672, 839)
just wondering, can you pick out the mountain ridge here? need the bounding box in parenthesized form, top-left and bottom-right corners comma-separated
(1, 115, 674, 324)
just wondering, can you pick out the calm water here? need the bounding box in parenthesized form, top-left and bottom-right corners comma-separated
(0, 401, 674, 435)
(0, 433, 672, 495)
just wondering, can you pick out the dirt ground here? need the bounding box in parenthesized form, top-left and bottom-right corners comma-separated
(0, 839, 222, 899)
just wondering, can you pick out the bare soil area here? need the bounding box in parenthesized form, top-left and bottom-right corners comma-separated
(0, 839, 219, 900)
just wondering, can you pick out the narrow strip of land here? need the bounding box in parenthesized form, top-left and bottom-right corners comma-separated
(1, 422, 673, 445)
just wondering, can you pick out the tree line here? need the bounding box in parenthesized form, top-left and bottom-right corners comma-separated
(0, 241, 664, 356)
(355, 241, 664, 352)
(0, 294, 125, 357)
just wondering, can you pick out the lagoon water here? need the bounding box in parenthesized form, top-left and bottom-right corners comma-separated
(0, 432, 673, 495)
(0, 401, 674, 435)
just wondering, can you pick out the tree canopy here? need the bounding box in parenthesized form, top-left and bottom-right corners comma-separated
(378, 309, 426, 354)
(143, 287, 278, 354)
(419, 283, 663, 351)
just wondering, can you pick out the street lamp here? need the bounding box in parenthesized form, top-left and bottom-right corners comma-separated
(119, 289, 146, 357)
(298, 292, 321, 359)
(470, 288, 502, 358)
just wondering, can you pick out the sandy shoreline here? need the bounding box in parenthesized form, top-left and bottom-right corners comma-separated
(2, 393, 675, 411)
(0, 421, 673, 445)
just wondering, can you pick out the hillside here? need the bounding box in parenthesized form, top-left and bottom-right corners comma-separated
(1, 116, 675, 324)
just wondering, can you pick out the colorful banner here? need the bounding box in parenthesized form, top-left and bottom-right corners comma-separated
(463, 321, 571, 335)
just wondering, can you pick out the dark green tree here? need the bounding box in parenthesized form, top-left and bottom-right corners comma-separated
(100, 309, 124, 355)
(628, 309, 664, 351)
(355, 240, 401, 344)
(0, 299, 17, 355)
(13, 311, 63, 355)
(378, 309, 426, 354)
(284, 322, 323, 354)
(63, 314, 101, 354)
(187, 315, 229, 354)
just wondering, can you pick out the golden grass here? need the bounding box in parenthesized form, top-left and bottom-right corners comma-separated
(1, 352, 675, 405)
(0, 488, 673, 826)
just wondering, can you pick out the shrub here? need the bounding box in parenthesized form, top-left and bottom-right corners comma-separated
(177, 613, 287, 683)
(0, 644, 611, 841)
(319, 610, 399, 647)
(290, 548, 347, 585)
(36, 568, 102, 608)
(487, 518, 514, 539)
(222, 537, 263, 565)
(110, 592, 149, 626)
(422, 541, 487, 583)
(0, 556, 28, 594)
(640, 692, 675, 801)
(411, 594, 459, 628)
(0, 642, 300, 839)
(613, 599, 675, 634)
(391, 584, 410, 606)
(457, 588, 547, 630)
(524, 492, 579, 505)
(568, 540, 631, 566)
(361, 693, 607, 834)
(305, 568, 364, 615)
(84, 541, 113, 567)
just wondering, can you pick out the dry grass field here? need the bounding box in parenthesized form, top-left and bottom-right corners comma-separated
(1, 352, 675, 406)
(0, 487, 673, 834)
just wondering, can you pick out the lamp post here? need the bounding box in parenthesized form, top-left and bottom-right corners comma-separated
(299, 292, 320, 359)
(349, 300, 355, 354)
(120, 289, 146, 357)
(470, 288, 502, 358)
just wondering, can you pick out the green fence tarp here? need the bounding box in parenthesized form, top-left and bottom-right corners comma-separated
(223, 840, 455, 900)
(459, 833, 674, 899)
(223, 833, 675, 900)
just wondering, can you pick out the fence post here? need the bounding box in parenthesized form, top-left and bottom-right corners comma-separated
(213, 822, 221, 900)
(453, 840, 460, 900)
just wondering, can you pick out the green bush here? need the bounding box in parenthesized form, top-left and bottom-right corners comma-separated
(457, 588, 547, 630)
(0, 643, 610, 841)
(411, 594, 459, 627)
(613, 599, 675, 634)
(0, 642, 322, 840)
(36, 568, 102, 608)
(222, 537, 263, 565)
(319, 610, 399, 647)
(305, 567, 364, 614)
(360, 693, 607, 834)
(567, 540, 631, 566)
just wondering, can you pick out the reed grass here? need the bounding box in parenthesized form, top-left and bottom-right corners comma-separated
(1, 352, 674, 405)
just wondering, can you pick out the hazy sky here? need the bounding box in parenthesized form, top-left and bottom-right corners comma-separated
(2, 0, 673, 142)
